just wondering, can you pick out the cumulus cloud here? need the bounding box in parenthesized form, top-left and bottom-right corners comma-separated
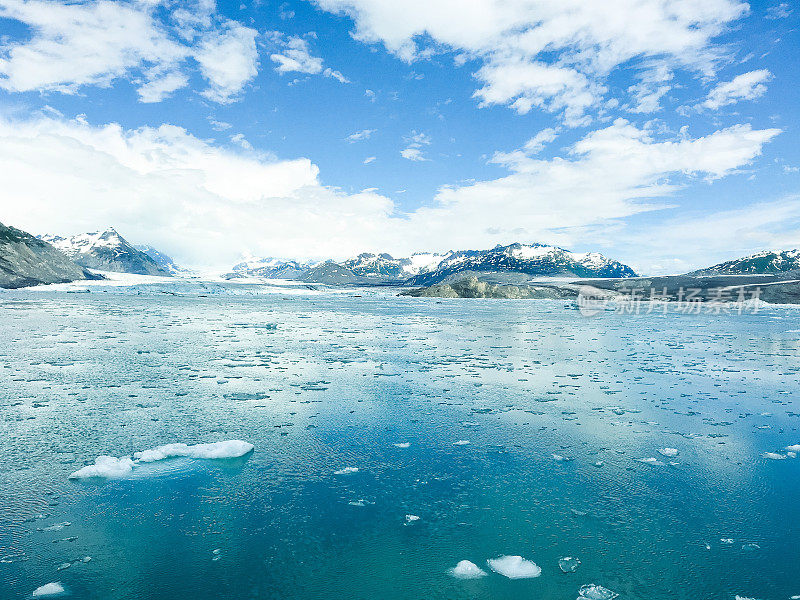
(312, 0, 749, 124)
(347, 128, 376, 142)
(269, 33, 349, 83)
(702, 69, 772, 110)
(0, 115, 779, 270)
(0, 0, 258, 103)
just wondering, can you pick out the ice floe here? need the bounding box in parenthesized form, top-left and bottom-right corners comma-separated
(32, 582, 65, 597)
(559, 556, 581, 573)
(393, 442, 410, 448)
(134, 440, 254, 462)
(69, 456, 135, 479)
(577, 584, 619, 600)
(448, 560, 487, 579)
(657, 448, 679, 457)
(69, 440, 253, 479)
(762, 452, 787, 460)
(404, 514, 420, 523)
(453, 440, 470, 446)
(486, 555, 542, 579)
(786, 444, 800, 452)
(637, 457, 665, 466)
(334, 467, 359, 475)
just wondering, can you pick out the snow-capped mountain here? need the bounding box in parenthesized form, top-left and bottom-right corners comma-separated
(342, 252, 449, 279)
(39, 229, 170, 276)
(225, 257, 315, 279)
(406, 242, 636, 286)
(688, 249, 800, 276)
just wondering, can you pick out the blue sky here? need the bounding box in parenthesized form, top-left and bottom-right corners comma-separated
(0, 0, 798, 273)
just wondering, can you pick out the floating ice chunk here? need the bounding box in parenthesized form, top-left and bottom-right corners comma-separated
(762, 452, 786, 460)
(788, 452, 797, 459)
(449, 560, 487, 579)
(486, 555, 542, 579)
(32, 582, 65, 597)
(69, 456, 135, 479)
(393, 442, 410, 448)
(577, 584, 619, 600)
(734, 596, 759, 600)
(348, 499, 366, 506)
(559, 556, 581, 573)
(39, 522, 71, 531)
(134, 440, 254, 462)
(741, 543, 760, 551)
(334, 467, 359, 475)
(786, 444, 800, 453)
(56, 562, 71, 571)
(593, 461, 604, 468)
(69, 440, 253, 480)
(405, 514, 420, 523)
(658, 448, 679, 457)
(720, 538, 734, 544)
(637, 457, 665, 466)
(453, 440, 470, 446)
(553, 454, 573, 462)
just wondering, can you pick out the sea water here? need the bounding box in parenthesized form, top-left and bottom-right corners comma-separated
(1, 283, 799, 599)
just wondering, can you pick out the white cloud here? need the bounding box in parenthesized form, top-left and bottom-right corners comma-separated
(765, 3, 792, 19)
(195, 21, 259, 103)
(347, 128, 376, 142)
(0, 0, 258, 103)
(312, 0, 749, 124)
(702, 69, 772, 110)
(269, 34, 349, 83)
(400, 130, 431, 161)
(363, 156, 376, 164)
(0, 115, 779, 271)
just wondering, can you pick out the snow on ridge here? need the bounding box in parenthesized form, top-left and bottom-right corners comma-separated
(42, 228, 124, 255)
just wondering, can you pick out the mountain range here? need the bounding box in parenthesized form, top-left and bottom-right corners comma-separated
(688, 249, 800, 277)
(2, 219, 800, 292)
(228, 243, 637, 285)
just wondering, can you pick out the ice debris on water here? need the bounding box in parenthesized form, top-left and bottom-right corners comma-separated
(448, 560, 487, 579)
(658, 448, 679, 457)
(637, 457, 665, 466)
(453, 440, 470, 446)
(32, 582, 65, 597)
(577, 584, 619, 600)
(486, 555, 542, 579)
(69, 440, 254, 479)
(762, 452, 787, 460)
(393, 442, 410, 448)
(334, 467, 359, 475)
(559, 556, 581, 573)
(38, 522, 71, 532)
(404, 514, 420, 524)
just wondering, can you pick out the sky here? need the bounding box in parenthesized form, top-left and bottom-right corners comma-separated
(0, 0, 798, 274)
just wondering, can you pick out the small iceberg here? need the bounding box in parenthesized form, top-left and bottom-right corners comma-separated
(577, 584, 619, 600)
(32, 582, 65, 597)
(559, 556, 581, 573)
(657, 448, 679, 457)
(637, 457, 665, 466)
(486, 555, 542, 579)
(393, 442, 410, 448)
(453, 440, 470, 446)
(69, 440, 253, 479)
(404, 514, 420, 524)
(762, 452, 787, 460)
(334, 467, 359, 475)
(448, 560, 487, 579)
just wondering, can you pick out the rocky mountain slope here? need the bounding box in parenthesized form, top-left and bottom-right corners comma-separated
(40, 229, 170, 276)
(225, 257, 314, 279)
(688, 249, 800, 276)
(0, 222, 90, 288)
(135, 245, 187, 275)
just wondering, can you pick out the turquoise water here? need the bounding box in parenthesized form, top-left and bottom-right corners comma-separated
(1, 285, 799, 599)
